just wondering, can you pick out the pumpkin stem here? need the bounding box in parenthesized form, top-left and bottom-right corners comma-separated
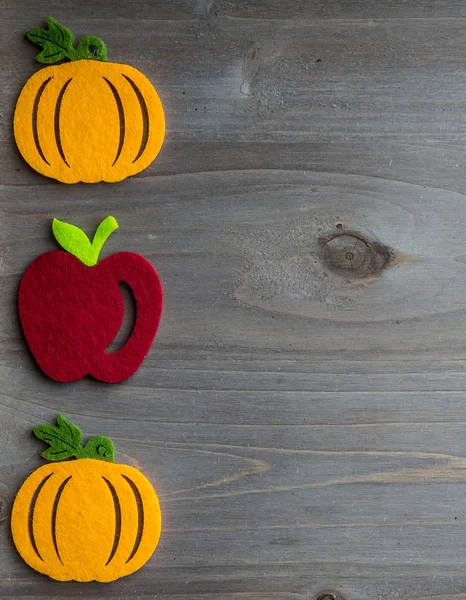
(52, 216, 119, 267)
(82, 437, 115, 462)
(74, 37, 108, 61)
(26, 18, 108, 65)
(33, 415, 116, 463)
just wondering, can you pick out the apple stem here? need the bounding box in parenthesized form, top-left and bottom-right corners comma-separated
(91, 216, 119, 262)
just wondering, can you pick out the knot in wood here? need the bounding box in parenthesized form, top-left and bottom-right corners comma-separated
(315, 593, 346, 600)
(320, 233, 390, 279)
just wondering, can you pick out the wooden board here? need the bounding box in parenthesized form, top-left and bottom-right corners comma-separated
(2, 2, 466, 599)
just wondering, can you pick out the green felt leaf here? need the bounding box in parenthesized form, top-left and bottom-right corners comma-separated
(47, 17, 74, 46)
(40, 447, 75, 461)
(33, 416, 116, 462)
(56, 414, 83, 445)
(52, 216, 118, 266)
(52, 219, 94, 265)
(25, 18, 108, 64)
(33, 415, 83, 461)
(26, 18, 75, 64)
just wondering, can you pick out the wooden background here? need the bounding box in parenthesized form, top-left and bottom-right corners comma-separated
(4, 1, 466, 599)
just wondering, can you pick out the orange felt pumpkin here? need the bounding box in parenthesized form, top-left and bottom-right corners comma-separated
(11, 416, 162, 582)
(14, 18, 165, 184)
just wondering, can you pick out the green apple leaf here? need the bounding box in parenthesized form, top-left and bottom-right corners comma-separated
(52, 219, 94, 265)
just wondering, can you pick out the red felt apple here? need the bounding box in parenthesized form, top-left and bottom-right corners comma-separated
(18, 216, 163, 383)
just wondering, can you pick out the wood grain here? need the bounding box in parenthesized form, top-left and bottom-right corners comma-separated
(2, 2, 466, 599)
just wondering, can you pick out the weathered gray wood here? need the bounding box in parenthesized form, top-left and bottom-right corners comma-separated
(3, 2, 466, 599)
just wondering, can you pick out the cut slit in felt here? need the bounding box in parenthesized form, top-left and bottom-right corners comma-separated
(18, 217, 163, 383)
(108, 282, 137, 353)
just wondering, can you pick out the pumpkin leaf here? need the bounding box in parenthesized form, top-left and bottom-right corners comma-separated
(52, 216, 119, 266)
(46, 17, 74, 46)
(25, 18, 108, 64)
(26, 18, 75, 64)
(33, 415, 83, 461)
(33, 416, 116, 463)
(56, 414, 83, 445)
(39, 446, 75, 461)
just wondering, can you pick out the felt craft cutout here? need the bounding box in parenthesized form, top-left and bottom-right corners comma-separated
(18, 216, 163, 383)
(14, 18, 165, 183)
(11, 415, 162, 582)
